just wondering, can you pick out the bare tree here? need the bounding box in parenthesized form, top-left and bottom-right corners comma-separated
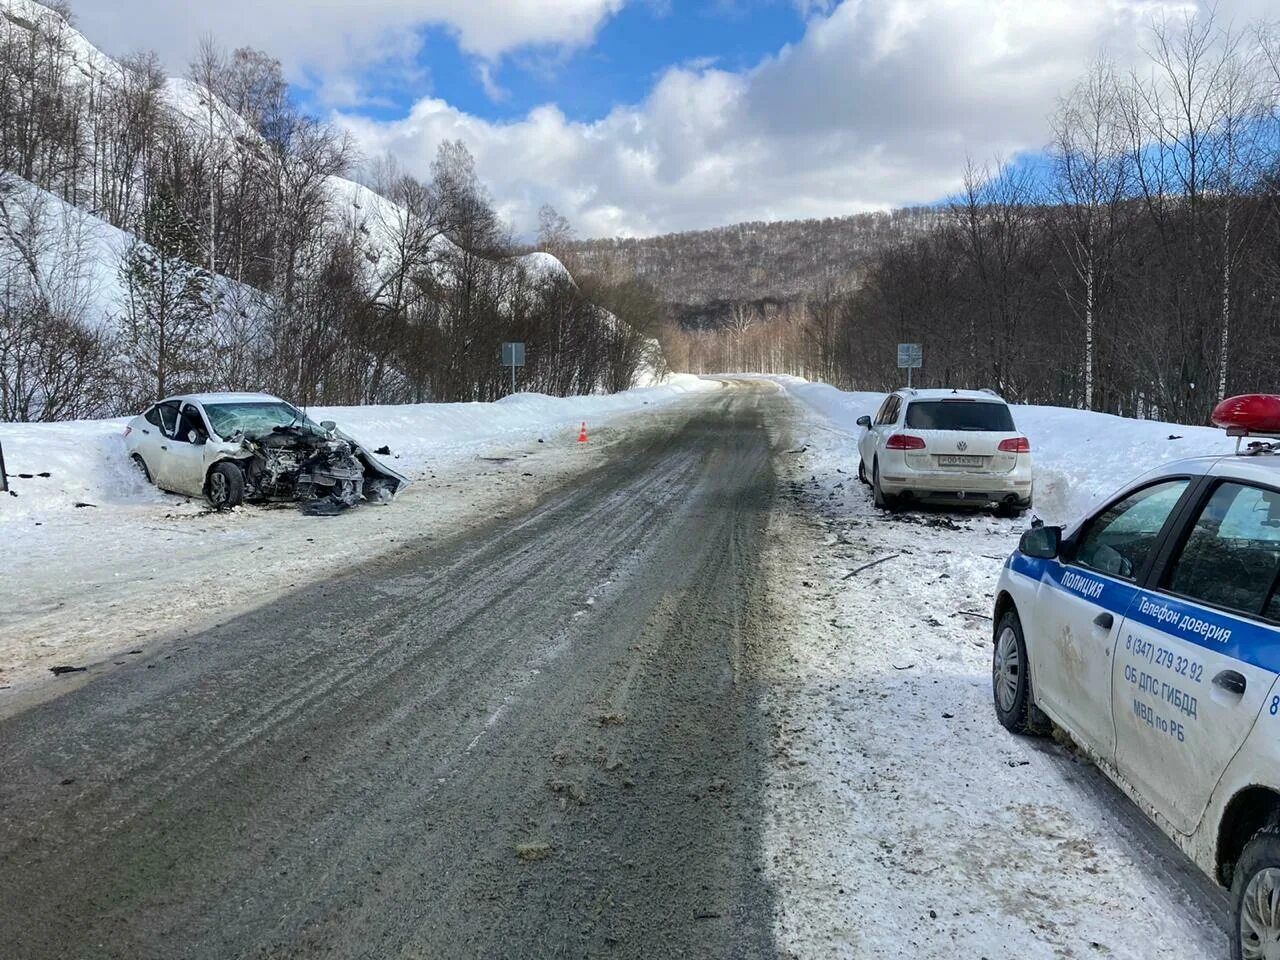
(1048, 56, 1131, 409)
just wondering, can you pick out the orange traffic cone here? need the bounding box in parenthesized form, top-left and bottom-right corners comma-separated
(577, 422, 589, 443)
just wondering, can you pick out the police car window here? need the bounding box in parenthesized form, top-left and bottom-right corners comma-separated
(1167, 483, 1280, 620)
(1074, 479, 1189, 580)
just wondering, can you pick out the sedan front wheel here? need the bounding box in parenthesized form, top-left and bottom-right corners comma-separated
(207, 462, 245, 510)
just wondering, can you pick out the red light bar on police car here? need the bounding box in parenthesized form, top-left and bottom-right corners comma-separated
(1211, 395, 1280, 437)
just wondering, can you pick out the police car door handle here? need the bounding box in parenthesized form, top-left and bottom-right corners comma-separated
(1093, 612, 1114, 630)
(1213, 670, 1247, 695)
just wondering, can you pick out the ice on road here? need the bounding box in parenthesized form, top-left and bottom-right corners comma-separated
(0, 376, 717, 698)
(0, 375, 1236, 959)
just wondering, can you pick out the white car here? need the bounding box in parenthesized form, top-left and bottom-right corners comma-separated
(856, 388, 1033, 516)
(123, 392, 409, 511)
(993, 401, 1280, 959)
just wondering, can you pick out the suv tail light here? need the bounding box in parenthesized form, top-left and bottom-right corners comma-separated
(886, 434, 926, 450)
(998, 437, 1031, 453)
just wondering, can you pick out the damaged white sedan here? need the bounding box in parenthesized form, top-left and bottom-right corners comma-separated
(123, 392, 409, 511)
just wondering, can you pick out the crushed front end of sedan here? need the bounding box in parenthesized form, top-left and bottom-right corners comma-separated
(239, 423, 404, 513)
(123, 393, 410, 512)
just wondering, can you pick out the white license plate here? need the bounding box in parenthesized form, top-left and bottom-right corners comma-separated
(937, 455, 984, 467)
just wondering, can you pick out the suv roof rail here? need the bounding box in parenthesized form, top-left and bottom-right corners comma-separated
(979, 388, 1001, 397)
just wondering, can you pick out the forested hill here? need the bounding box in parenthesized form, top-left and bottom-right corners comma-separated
(569, 209, 939, 329)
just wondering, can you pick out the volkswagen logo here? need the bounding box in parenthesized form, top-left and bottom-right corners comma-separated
(957, 441, 968, 451)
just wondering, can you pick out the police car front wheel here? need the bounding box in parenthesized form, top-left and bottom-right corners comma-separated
(1232, 828, 1280, 960)
(992, 610, 1048, 736)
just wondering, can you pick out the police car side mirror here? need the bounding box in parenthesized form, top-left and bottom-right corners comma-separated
(856, 416, 872, 428)
(1020, 525, 1061, 560)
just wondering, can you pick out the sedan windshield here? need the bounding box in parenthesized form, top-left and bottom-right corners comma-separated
(202, 401, 322, 439)
(904, 400, 1015, 431)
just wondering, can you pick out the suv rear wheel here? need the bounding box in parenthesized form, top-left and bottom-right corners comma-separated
(1232, 828, 1280, 960)
(872, 461, 899, 511)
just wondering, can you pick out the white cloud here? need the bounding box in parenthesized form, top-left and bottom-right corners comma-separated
(66, 0, 626, 85)
(340, 0, 1265, 238)
(67, 0, 1272, 237)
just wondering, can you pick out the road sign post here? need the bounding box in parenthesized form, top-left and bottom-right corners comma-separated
(0, 439, 6, 493)
(897, 343, 922, 388)
(501, 341, 526, 396)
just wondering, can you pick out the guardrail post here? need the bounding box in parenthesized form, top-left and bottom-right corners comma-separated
(0, 439, 7, 493)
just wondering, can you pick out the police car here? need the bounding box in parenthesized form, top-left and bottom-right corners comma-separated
(992, 395, 1280, 960)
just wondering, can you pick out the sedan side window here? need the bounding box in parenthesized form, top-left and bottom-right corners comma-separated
(1166, 483, 1280, 620)
(155, 402, 180, 438)
(173, 405, 209, 444)
(144, 405, 163, 428)
(1074, 479, 1190, 580)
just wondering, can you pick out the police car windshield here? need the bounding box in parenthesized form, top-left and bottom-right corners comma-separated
(905, 400, 1014, 432)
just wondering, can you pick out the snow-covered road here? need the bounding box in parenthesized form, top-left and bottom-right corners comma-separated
(0, 375, 1240, 958)
(761, 381, 1230, 959)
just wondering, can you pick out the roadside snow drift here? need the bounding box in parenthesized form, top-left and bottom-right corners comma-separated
(0, 376, 719, 694)
(760, 377, 1229, 959)
(775, 379, 1235, 522)
(0, 375, 715, 521)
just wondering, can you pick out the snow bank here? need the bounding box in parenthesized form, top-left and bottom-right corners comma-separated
(0, 375, 716, 523)
(776, 379, 1235, 523)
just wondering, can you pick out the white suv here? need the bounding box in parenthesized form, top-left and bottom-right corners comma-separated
(994, 445, 1280, 959)
(856, 388, 1033, 516)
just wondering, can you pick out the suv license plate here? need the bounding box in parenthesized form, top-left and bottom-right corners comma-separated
(938, 455, 983, 467)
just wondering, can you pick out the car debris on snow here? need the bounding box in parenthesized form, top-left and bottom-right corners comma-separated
(515, 841, 553, 861)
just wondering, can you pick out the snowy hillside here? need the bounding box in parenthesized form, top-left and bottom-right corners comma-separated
(0, 0, 569, 290)
(0, 172, 264, 332)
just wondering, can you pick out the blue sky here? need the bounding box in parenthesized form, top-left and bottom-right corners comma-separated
(71, 0, 1272, 238)
(336, 1, 810, 125)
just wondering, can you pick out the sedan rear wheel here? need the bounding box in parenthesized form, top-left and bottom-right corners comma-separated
(130, 454, 152, 483)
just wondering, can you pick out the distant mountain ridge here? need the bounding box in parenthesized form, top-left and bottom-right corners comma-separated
(570, 209, 940, 328)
